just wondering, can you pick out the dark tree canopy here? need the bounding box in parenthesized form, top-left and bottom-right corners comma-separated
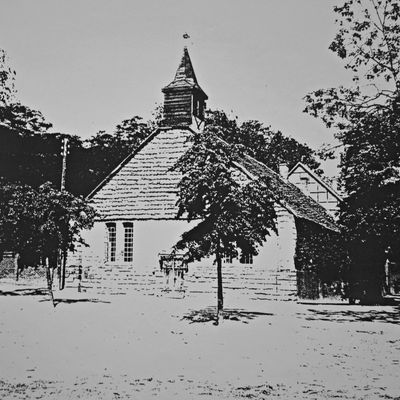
(0, 181, 97, 264)
(80, 116, 153, 195)
(0, 125, 81, 190)
(205, 109, 322, 174)
(304, 0, 400, 304)
(0, 117, 154, 197)
(0, 102, 52, 135)
(0, 180, 97, 304)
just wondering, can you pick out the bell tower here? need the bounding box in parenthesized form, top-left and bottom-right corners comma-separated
(162, 47, 208, 129)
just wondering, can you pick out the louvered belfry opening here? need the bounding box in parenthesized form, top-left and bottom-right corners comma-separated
(162, 47, 208, 127)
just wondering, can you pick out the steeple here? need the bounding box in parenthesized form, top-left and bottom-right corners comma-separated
(162, 47, 208, 129)
(173, 46, 198, 83)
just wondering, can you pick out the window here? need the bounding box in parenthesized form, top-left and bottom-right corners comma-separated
(106, 223, 116, 262)
(300, 176, 310, 188)
(221, 252, 235, 264)
(240, 252, 253, 264)
(192, 96, 204, 120)
(123, 222, 134, 262)
(223, 253, 234, 264)
(192, 97, 198, 116)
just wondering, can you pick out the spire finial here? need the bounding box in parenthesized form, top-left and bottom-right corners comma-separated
(182, 32, 193, 49)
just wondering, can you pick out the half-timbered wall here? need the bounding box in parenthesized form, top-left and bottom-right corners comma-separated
(288, 166, 340, 216)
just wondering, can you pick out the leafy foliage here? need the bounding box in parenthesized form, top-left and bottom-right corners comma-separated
(0, 181, 97, 266)
(0, 115, 154, 197)
(304, 0, 400, 132)
(174, 131, 277, 260)
(173, 129, 277, 311)
(295, 218, 349, 299)
(0, 49, 16, 106)
(339, 106, 400, 302)
(304, 0, 400, 303)
(0, 102, 52, 135)
(0, 125, 80, 190)
(205, 110, 322, 174)
(0, 49, 52, 135)
(80, 116, 153, 194)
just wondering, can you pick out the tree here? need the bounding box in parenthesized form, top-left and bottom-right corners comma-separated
(173, 130, 277, 322)
(205, 110, 323, 174)
(0, 181, 97, 305)
(0, 124, 82, 191)
(0, 102, 52, 135)
(0, 48, 52, 135)
(0, 49, 16, 107)
(304, 0, 400, 304)
(339, 107, 400, 303)
(78, 116, 154, 195)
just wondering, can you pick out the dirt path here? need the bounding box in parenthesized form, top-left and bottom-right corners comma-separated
(0, 289, 399, 399)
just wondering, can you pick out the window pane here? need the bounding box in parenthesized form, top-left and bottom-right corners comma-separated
(124, 223, 134, 262)
(106, 223, 116, 262)
(240, 252, 253, 264)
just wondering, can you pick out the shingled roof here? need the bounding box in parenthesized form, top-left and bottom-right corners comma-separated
(88, 127, 339, 232)
(88, 128, 193, 220)
(162, 47, 207, 98)
(233, 155, 339, 232)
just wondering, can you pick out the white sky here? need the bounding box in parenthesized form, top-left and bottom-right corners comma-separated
(0, 0, 352, 176)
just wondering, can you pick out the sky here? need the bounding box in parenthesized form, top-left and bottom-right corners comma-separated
(0, 0, 352, 176)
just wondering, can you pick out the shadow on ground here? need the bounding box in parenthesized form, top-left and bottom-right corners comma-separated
(301, 307, 400, 325)
(182, 307, 274, 324)
(39, 298, 111, 306)
(0, 288, 48, 296)
(0, 287, 109, 306)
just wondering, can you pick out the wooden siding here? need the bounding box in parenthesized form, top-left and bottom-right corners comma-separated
(163, 90, 192, 126)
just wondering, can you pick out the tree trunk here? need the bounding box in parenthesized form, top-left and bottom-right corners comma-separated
(217, 256, 223, 311)
(215, 239, 223, 324)
(45, 257, 56, 307)
(14, 253, 20, 282)
(59, 249, 67, 290)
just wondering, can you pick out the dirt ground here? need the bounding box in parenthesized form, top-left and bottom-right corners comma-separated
(0, 282, 399, 399)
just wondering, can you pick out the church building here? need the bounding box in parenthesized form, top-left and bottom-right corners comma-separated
(68, 47, 339, 300)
